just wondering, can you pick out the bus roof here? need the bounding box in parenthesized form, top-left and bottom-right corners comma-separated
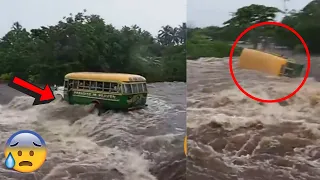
(65, 72, 146, 82)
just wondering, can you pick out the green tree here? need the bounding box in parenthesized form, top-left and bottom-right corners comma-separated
(186, 27, 243, 59)
(223, 4, 281, 49)
(274, 0, 320, 53)
(158, 25, 175, 46)
(0, 10, 186, 83)
(0, 22, 35, 80)
(157, 24, 186, 46)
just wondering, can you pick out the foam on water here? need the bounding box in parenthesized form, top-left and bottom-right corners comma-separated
(187, 58, 320, 180)
(0, 83, 186, 180)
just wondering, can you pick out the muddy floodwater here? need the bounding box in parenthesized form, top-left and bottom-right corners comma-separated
(187, 56, 320, 180)
(0, 82, 186, 180)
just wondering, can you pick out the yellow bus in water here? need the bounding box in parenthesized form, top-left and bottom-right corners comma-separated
(239, 48, 304, 77)
(57, 72, 148, 114)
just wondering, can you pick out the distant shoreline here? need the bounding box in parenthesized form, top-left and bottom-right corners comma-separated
(0, 83, 23, 105)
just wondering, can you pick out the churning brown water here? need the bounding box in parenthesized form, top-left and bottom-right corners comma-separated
(187, 57, 320, 180)
(0, 82, 186, 180)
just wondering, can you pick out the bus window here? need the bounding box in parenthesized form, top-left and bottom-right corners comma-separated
(125, 84, 132, 94)
(90, 81, 97, 90)
(142, 83, 147, 92)
(73, 80, 79, 89)
(78, 80, 84, 89)
(103, 82, 111, 92)
(121, 84, 124, 93)
(64, 80, 68, 88)
(138, 83, 143, 92)
(134, 84, 138, 92)
(68, 80, 74, 89)
(110, 83, 119, 92)
(131, 84, 138, 93)
(84, 81, 90, 90)
(97, 82, 103, 91)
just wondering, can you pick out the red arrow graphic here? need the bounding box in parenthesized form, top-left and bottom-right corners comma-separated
(8, 77, 55, 105)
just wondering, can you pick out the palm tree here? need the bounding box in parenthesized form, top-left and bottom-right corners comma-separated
(157, 23, 186, 46)
(176, 23, 186, 44)
(158, 25, 175, 46)
(172, 27, 181, 45)
(12, 22, 23, 31)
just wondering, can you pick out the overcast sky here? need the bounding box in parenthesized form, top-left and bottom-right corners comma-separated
(0, 0, 186, 37)
(0, 0, 313, 38)
(187, 0, 312, 27)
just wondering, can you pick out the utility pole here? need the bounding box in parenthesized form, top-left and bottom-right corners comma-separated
(283, 0, 290, 15)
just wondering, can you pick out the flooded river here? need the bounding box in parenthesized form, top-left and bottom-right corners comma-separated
(187, 57, 320, 180)
(0, 82, 186, 180)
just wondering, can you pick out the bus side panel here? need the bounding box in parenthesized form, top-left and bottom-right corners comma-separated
(239, 48, 287, 76)
(101, 95, 129, 109)
(63, 89, 69, 103)
(71, 94, 129, 109)
(67, 93, 147, 110)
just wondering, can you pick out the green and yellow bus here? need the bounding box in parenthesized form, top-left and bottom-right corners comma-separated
(59, 72, 148, 114)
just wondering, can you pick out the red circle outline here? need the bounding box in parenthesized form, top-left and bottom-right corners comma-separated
(229, 21, 311, 103)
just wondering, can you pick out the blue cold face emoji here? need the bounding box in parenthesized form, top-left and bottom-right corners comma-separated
(4, 130, 47, 173)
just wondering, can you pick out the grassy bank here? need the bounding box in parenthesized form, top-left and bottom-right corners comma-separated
(187, 31, 242, 60)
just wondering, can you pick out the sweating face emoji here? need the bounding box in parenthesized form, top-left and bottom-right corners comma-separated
(4, 130, 47, 173)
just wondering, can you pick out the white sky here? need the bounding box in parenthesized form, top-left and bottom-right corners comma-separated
(187, 0, 312, 27)
(0, 0, 312, 37)
(0, 0, 186, 37)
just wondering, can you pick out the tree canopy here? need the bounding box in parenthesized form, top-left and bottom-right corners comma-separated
(0, 10, 186, 84)
(223, 4, 281, 49)
(187, 0, 320, 55)
(274, 0, 320, 53)
(223, 4, 281, 27)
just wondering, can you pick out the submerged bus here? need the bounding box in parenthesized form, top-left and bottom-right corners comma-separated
(54, 72, 148, 114)
(239, 48, 304, 78)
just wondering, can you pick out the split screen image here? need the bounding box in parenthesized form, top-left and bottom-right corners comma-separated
(0, 0, 319, 180)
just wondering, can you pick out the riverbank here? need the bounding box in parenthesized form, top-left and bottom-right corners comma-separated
(187, 58, 320, 180)
(0, 84, 23, 104)
(0, 82, 186, 180)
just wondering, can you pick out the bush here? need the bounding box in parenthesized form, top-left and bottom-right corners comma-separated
(187, 40, 243, 59)
(0, 73, 12, 81)
(0, 12, 186, 84)
(162, 50, 186, 82)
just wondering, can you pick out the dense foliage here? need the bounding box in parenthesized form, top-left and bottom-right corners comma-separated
(187, 26, 243, 59)
(274, 0, 320, 53)
(187, 28, 243, 59)
(187, 0, 320, 58)
(223, 4, 281, 49)
(0, 10, 186, 84)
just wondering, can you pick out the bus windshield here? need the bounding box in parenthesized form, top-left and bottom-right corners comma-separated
(122, 83, 147, 94)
